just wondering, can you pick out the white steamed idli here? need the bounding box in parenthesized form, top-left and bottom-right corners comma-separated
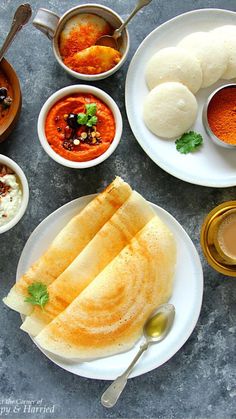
(59, 14, 111, 56)
(178, 31, 228, 88)
(211, 25, 236, 79)
(145, 47, 202, 93)
(143, 82, 198, 139)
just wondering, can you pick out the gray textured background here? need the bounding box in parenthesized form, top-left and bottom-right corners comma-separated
(0, 1, 236, 418)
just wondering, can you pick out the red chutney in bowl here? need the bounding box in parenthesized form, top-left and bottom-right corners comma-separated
(0, 68, 13, 124)
(45, 93, 115, 162)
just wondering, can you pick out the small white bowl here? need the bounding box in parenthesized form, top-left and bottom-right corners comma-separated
(0, 155, 29, 234)
(37, 85, 123, 168)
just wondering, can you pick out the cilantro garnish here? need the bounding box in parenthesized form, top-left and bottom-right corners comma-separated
(175, 131, 203, 154)
(77, 103, 98, 127)
(86, 115, 97, 127)
(85, 103, 97, 116)
(25, 282, 49, 309)
(77, 113, 88, 125)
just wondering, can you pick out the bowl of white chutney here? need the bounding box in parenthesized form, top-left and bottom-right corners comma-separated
(0, 155, 29, 234)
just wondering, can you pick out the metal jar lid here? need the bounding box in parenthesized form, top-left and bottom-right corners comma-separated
(200, 201, 236, 277)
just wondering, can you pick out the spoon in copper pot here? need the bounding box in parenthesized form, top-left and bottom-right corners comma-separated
(96, 0, 153, 50)
(101, 303, 175, 408)
(0, 4, 32, 63)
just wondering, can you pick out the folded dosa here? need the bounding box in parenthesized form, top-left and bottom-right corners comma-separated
(21, 191, 156, 336)
(36, 216, 176, 359)
(3, 177, 131, 316)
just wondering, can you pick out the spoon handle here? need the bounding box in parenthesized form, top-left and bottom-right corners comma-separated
(113, 0, 153, 40)
(0, 4, 32, 62)
(101, 341, 149, 408)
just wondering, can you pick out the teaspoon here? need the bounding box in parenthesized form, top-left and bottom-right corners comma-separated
(96, 0, 153, 50)
(0, 4, 32, 63)
(101, 303, 175, 408)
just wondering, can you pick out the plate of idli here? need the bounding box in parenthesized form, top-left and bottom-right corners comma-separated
(11, 186, 203, 380)
(126, 8, 236, 187)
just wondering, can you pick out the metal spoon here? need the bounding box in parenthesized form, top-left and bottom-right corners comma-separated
(101, 303, 175, 408)
(96, 0, 153, 50)
(0, 4, 32, 63)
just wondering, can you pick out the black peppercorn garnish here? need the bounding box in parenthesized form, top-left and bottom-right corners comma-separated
(0, 87, 7, 102)
(63, 139, 74, 151)
(67, 113, 79, 129)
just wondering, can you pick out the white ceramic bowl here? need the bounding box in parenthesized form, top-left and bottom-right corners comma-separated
(37, 85, 123, 168)
(0, 155, 29, 234)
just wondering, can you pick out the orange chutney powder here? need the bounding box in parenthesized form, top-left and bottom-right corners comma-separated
(45, 94, 115, 162)
(207, 87, 236, 145)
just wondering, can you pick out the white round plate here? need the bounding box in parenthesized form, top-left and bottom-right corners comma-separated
(17, 195, 203, 380)
(125, 9, 236, 187)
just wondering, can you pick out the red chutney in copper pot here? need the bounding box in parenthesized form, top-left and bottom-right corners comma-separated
(0, 69, 13, 124)
(45, 93, 115, 162)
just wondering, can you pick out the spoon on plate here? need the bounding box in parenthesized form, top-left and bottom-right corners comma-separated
(101, 303, 175, 408)
(96, 0, 153, 50)
(0, 4, 32, 63)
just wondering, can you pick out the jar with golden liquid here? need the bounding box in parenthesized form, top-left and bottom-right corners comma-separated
(200, 201, 236, 277)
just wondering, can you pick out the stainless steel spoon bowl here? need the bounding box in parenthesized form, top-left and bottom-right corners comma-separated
(96, 0, 153, 50)
(101, 303, 175, 408)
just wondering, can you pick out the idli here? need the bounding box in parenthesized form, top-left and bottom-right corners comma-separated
(59, 14, 111, 57)
(145, 47, 202, 93)
(143, 82, 198, 139)
(211, 25, 236, 79)
(178, 32, 228, 87)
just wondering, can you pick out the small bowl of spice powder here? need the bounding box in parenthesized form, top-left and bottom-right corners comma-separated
(203, 84, 236, 149)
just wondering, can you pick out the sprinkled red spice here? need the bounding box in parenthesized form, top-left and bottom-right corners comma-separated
(207, 87, 236, 145)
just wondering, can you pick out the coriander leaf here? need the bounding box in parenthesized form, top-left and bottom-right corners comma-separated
(175, 131, 203, 154)
(85, 103, 97, 117)
(24, 296, 38, 305)
(25, 282, 49, 309)
(77, 113, 88, 125)
(86, 115, 97, 127)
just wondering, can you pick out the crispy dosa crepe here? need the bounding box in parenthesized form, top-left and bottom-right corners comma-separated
(36, 217, 176, 359)
(3, 177, 131, 316)
(21, 191, 156, 336)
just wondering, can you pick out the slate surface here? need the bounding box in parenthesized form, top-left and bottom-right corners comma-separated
(0, 0, 236, 418)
